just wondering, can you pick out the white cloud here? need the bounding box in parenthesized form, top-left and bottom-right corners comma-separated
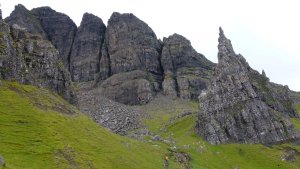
(1, 0, 300, 91)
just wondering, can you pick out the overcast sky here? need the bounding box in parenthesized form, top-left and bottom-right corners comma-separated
(1, 0, 300, 91)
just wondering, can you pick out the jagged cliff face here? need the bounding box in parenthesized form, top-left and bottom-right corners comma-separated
(70, 13, 106, 82)
(102, 12, 162, 76)
(0, 20, 76, 104)
(97, 12, 163, 105)
(31, 7, 77, 69)
(161, 34, 214, 99)
(5, 4, 48, 39)
(4, 5, 214, 105)
(196, 28, 298, 145)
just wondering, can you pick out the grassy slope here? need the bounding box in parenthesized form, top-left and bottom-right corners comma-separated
(1, 81, 300, 169)
(0, 81, 176, 169)
(140, 97, 300, 169)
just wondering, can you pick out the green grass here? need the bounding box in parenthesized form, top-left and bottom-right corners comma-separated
(291, 105, 300, 130)
(141, 97, 300, 169)
(163, 115, 300, 169)
(1, 81, 300, 169)
(0, 81, 179, 169)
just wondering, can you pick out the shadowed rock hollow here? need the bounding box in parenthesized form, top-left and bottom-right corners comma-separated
(196, 28, 298, 145)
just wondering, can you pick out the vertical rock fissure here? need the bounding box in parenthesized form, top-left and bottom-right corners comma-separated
(67, 31, 77, 71)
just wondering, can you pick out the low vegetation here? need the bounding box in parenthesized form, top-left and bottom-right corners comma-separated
(1, 81, 300, 168)
(0, 81, 174, 169)
(141, 96, 300, 169)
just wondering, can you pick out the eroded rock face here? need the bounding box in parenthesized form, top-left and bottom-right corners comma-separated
(31, 7, 77, 69)
(5, 4, 48, 39)
(161, 34, 214, 100)
(196, 28, 298, 145)
(97, 12, 162, 104)
(0, 20, 77, 104)
(99, 70, 155, 105)
(70, 13, 106, 82)
(101, 12, 162, 75)
(0, 7, 2, 20)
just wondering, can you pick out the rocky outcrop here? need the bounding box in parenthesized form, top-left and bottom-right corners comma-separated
(0, 20, 76, 104)
(0, 154, 5, 168)
(97, 13, 163, 104)
(291, 91, 300, 104)
(196, 28, 298, 145)
(161, 34, 214, 100)
(5, 4, 48, 39)
(31, 7, 77, 69)
(99, 70, 155, 105)
(101, 12, 162, 76)
(0, 8, 2, 20)
(70, 13, 106, 82)
(77, 87, 142, 135)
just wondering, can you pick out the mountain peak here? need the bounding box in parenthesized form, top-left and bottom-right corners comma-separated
(217, 27, 236, 64)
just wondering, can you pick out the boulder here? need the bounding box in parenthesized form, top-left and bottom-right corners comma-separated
(0, 154, 5, 168)
(196, 28, 298, 145)
(99, 70, 155, 105)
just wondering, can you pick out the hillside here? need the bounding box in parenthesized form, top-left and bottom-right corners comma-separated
(0, 81, 171, 169)
(1, 81, 300, 168)
(1, 4, 300, 169)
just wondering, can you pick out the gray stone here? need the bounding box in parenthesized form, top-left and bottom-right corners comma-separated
(97, 12, 162, 104)
(31, 6, 77, 69)
(99, 70, 155, 105)
(196, 28, 298, 145)
(151, 135, 162, 141)
(5, 4, 48, 39)
(77, 87, 142, 135)
(100, 12, 162, 76)
(70, 13, 106, 82)
(0, 20, 77, 104)
(0, 154, 5, 168)
(0, 7, 2, 20)
(161, 34, 214, 100)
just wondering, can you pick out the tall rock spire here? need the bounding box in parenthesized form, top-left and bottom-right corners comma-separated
(70, 13, 106, 82)
(196, 28, 298, 145)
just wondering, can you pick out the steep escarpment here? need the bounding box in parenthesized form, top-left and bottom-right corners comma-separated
(97, 12, 163, 105)
(4, 4, 215, 105)
(161, 34, 214, 99)
(31, 7, 77, 69)
(70, 13, 106, 82)
(0, 18, 76, 104)
(196, 28, 298, 145)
